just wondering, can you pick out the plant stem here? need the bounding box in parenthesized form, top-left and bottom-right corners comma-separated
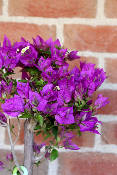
(24, 118, 36, 175)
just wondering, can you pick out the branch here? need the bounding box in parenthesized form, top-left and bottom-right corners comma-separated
(13, 117, 21, 146)
(34, 137, 55, 163)
(0, 119, 7, 126)
(7, 124, 24, 175)
(29, 81, 37, 92)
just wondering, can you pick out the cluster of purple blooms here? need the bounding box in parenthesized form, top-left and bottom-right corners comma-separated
(0, 35, 109, 164)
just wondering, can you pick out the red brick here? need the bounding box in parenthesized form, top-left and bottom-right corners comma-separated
(105, 0, 117, 18)
(105, 58, 117, 83)
(72, 131, 95, 147)
(9, 67, 22, 79)
(8, 0, 97, 18)
(0, 0, 2, 15)
(101, 122, 117, 145)
(5, 118, 25, 145)
(0, 22, 56, 44)
(64, 25, 117, 52)
(0, 149, 49, 175)
(92, 90, 117, 115)
(58, 152, 117, 175)
(67, 56, 98, 71)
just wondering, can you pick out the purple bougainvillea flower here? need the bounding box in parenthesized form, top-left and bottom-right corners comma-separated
(43, 103, 58, 115)
(63, 140, 80, 150)
(61, 131, 75, 141)
(1, 80, 12, 95)
(40, 84, 57, 102)
(33, 142, 46, 154)
(6, 152, 13, 162)
(4, 55, 19, 69)
(1, 95, 24, 117)
(79, 117, 101, 135)
(33, 35, 47, 50)
(57, 77, 75, 106)
(36, 56, 51, 72)
(94, 68, 107, 89)
(0, 52, 4, 68)
(29, 90, 47, 111)
(3, 35, 11, 47)
(0, 112, 7, 125)
(94, 94, 109, 109)
(45, 150, 51, 160)
(17, 81, 30, 98)
(55, 107, 75, 124)
(37, 98, 48, 111)
(19, 43, 38, 67)
(67, 51, 80, 61)
(24, 101, 31, 112)
(29, 91, 42, 107)
(0, 161, 5, 170)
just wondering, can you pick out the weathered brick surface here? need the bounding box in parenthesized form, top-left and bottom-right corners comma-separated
(8, 0, 97, 18)
(0, 23, 56, 44)
(105, 0, 117, 18)
(64, 25, 117, 52)
(67, 56, 98, 71)
(0, 149, 49, 175)
(58, 152, 117, 175)
(72, 131, 95, 147)
(92, 90, 117, 115)
(105, 58, 117, 83)
(101, 122, 117, 145)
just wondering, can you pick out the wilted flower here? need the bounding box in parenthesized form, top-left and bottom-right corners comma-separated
(6, 152, 13, 162)
(0, 161, 5, 170)
(0, 112, 7, 125)
(33, 142, 46, 154)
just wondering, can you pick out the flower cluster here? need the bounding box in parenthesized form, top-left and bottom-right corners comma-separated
(0, 35, 109, 163)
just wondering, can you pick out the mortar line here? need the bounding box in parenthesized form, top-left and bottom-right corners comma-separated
(2, 0, 8, 17)
(96, 0, 105, 20)
(47, 158, 58, 175)
(1, 16, 117, 26)
(94, 123, 102, 148)
(0, 127, 5, 146)
(56, 23, 64, 46)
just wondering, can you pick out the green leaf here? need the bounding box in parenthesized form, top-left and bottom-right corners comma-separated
(52, 126, 58, 140)
(43, 133, 52, 141)
(5, 71, 15, 76)
(30, 68, 40, 74)
(77, 130, 82, 137)
(34, 161, 41, 167)
(13, 166, 18, 174)
(34, 126, 41, 130)
(37, 115, 43, 126)
(50, 149, 58, 162)
(35, 79, 44, 85)
(10, 125, 14, 132)
(19, 113, 32, 118)
(18, 79, 28, 83)
(36, 131, 42, 136)
(56, 137, 60, 143)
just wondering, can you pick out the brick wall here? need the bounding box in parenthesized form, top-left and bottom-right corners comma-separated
(0, 0, 117, 174)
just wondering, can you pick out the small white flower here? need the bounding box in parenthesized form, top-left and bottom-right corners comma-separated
(56, 86, 60, 90)
(21, 46, 30, 54)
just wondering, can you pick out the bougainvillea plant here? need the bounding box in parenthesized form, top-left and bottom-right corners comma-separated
(0, 35, 109, 175)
